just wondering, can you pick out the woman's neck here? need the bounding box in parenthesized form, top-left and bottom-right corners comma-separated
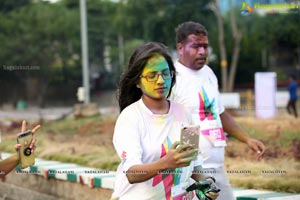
(141, 96, 170, 115)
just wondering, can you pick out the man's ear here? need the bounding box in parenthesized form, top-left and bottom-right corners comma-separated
(136, 83, 141, 88)
(176, 43, 183, 56)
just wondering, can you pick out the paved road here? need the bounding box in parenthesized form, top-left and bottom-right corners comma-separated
(0, 106, 118, 121)
(0, 107, 73, 121)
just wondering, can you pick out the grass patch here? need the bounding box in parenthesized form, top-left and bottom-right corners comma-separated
(279, 131, 300, 148)
(95, 160, 120, 171)
(231, 176, 300, 193)
(0, 140, 17, 153)
(41, 115, 103, 136)
(226, 158, 300, 193)
(42, 153, 89, 166)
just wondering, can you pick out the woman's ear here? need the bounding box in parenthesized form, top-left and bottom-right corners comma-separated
(136, 82, 141, 88)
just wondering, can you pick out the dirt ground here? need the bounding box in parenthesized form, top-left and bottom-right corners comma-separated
(229, 115, 300, 161)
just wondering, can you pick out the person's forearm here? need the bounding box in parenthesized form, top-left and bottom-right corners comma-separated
(0, 154, 19, 178)
(125, 157, 169, 184)
(220, 110, 250, 143)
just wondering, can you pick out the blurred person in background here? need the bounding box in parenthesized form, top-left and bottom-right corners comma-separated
(286, 75, 298, 118)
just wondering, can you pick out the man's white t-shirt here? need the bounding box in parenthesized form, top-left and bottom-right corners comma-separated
(112, 99, 199, 200)
(170, 61, 226, 169)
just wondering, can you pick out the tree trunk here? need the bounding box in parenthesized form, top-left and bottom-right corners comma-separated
(228, 0, 242, 92)
(211, 0, 242, 92)
(211, 0, 228, 92)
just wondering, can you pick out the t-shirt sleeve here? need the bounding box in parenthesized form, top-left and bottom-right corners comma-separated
(113, 108, 143, 171)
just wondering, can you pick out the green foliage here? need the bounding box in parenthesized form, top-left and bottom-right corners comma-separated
(0, 0, 31, 13)
(0, 2, 80, 72)
(0, 1, 82, 105)
(214, 8, 300, 84)
(86, 0, 118, 67)
(121, 0, 213, 48)
(123, 39, 145, 69)
(1, 0, 299, 104)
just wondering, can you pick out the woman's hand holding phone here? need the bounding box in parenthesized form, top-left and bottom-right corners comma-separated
(161, 142, 198, 169)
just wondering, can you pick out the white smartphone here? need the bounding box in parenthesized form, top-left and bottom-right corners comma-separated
(16, 130, 35, 169)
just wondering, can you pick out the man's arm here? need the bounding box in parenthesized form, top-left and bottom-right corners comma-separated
(220, 110, 249, 142)
(220, 110, 265, 159)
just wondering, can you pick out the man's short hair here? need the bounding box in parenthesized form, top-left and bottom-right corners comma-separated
(175, 21, 208, 44)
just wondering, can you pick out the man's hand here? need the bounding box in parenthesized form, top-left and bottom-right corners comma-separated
(186, 178, 220, 200)
(204, 177, 220, 200)
(246, 138, 265, 160)
(220, 111, 266, 160)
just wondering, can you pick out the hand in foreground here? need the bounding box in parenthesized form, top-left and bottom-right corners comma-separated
(16, 120, 41, 153)
(205, 177, 220, 200)
(186, 177, 220, 200)
(0, 121, 40, 179)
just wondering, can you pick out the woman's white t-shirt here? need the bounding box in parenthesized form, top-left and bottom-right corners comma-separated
(112, 99, 199, 200)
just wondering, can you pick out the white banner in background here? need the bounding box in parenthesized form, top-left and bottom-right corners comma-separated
(255, 72, 277, 118)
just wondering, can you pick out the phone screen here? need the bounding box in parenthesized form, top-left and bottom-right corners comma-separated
(180, 126, 200, 149)
(17, 130, 35, 169)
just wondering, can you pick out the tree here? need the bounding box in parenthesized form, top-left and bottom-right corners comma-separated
(235, 10, 300, 84)
(0, 0, 31, 13)
(210, 0, 242, 92)
(0, 1, 81, 106)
